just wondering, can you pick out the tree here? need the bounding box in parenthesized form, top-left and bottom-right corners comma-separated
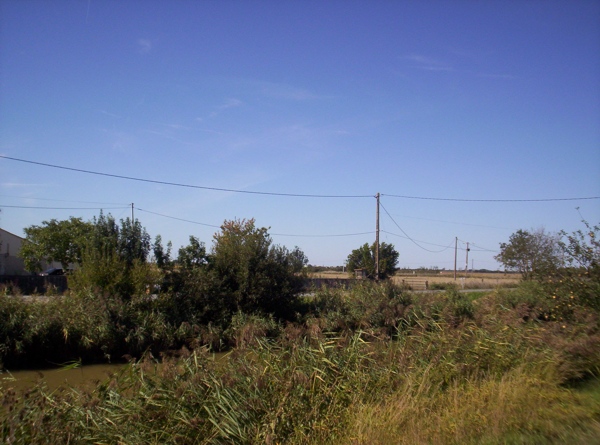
(210, 218, 308, 318)
(559, 219, 600, 275)
(84, 212, 150, 268)
(555, 220, 600, 310)
(117, 217, 151, 267)
(346, 242, 399, 280)
(177, 236, 207, 270)
(152, 235, 172, 270)
(495, 228, 561, 280)
(19, 217, 94, 272)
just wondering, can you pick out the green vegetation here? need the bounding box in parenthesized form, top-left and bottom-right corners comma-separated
(495, 228, 561, 280)
(19, 217, 93, 272)
(1, 219, 599, 443)
(2, 280, 600, 444)
(346, 241, 399, 280)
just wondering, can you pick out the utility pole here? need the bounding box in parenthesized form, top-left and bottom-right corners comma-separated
(375, 192, 380, 281)
(131, 203, 134, 222)
(465, 242, 470, 276)
(454, 237, 458, 280)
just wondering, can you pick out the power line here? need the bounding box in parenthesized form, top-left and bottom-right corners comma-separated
(0, 155, 372, 199)
(138, 206, 374, 238)
(380, 200, 455, 253)
(382, 212, 515, 231)
(136, 208, 221, 228)
(381, 193, 600, 202)
(456, 238, 498, 253)
(4, 155, 598, 202)
(0, 205, 129, 210)
(271, 231, 374, 238)
(382, 230, 457, 252)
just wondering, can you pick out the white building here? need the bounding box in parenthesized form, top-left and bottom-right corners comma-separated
(0, 228, 61, 275)
(0, 228, 28, 275)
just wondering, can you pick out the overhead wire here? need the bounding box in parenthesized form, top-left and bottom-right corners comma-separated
(137, 206, 374, 238)
(0, 205, 129, 210)
(0, 155, 372, 199)
(136, 208, 221, 228)
(2, 155, 598, 201)
(382, 230, 457, 251)
(4, 154, 588, 266)
(379, 199, 455, 253)
(456, 238, 499, 253)
(381, 193, 600, 202)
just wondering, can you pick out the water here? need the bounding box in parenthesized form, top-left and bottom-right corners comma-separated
(0, 363, 126, 393)
(1, 352, 229, 393)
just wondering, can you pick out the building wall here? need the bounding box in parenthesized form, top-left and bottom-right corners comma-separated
(0, 228, 28, 275)
(0, 228, 61, 275)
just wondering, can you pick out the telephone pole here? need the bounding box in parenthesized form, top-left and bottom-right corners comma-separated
(454, 237, 458, 280)
(465, 242, 470, 276)
(375, 192, 380, 281)
(131, 203, 134, 222)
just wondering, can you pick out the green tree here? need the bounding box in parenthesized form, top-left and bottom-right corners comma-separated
(495, 228, 561, 280)
(210, 218, 308, 318)
(69, 213, 153, 298)
(85, 213, 150, 267)
(555, 220, 600, 311)
(152, 235, 172, 270)
(118, 218, 151, 267)
(177, 236, 207, 270)
(19, 217, 93, 272)
(346, 242, 399, 280)
(559, 220, 600, 275)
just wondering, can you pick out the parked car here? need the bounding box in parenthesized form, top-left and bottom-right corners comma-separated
(39, 267, 64, 276)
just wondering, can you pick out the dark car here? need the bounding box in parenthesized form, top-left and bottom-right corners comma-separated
(40, 267, 64, 276)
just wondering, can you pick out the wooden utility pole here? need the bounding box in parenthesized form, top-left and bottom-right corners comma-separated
(375, 192, 380, 281)
(465, 242, 470, 276)
(131, 203, 134, 222)
(454, 237, 458, 280)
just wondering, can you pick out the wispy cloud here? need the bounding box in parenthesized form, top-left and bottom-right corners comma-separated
(256, 81, 321, 101)
(0, 182, 50, 189)
(137, 38, 152, 54)
(404, 53, 515, 79)
(220, 98, 243, 110)
(209, 98, 243, 118)
(404, 54, 455, 72)
(99, 110, 122, 119)
(145, 130, 196, 146)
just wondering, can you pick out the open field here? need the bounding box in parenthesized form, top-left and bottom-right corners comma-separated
(308, 271, 521, 289)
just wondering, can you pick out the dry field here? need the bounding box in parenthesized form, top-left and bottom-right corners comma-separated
(308, 270, 521, 289)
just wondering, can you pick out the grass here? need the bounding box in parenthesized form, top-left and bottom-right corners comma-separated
(347, 370, 600, 445)
(2, 280, 600, 444)
(308, 272, 521, 290)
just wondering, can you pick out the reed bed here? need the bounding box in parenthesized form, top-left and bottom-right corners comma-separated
(2, 281, 600, 444)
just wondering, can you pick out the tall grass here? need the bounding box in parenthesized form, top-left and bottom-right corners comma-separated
(2, 280, 600, 443)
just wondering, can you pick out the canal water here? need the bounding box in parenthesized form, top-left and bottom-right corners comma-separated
(0, 363, 126, 393)
(1, 353, 228, 393)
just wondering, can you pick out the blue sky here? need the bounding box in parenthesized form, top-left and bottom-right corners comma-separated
(1, 0, 599, 270)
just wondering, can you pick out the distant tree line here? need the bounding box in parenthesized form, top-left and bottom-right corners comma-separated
(495, 221, 599, 311)
(19, 214, 308, 321)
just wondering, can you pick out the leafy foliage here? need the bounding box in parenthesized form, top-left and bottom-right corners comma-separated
(210, 218, 308, 319)
(177, 235, 208, 270)
(496, 221, 600, 316)
(19, 217, 93, 272)
(67, 213, 153, 298)
(152, 234, 172, 270)
(346, 241, 399, 280)
(495, 228, 561, 280)
(3, 282, 600, 444)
